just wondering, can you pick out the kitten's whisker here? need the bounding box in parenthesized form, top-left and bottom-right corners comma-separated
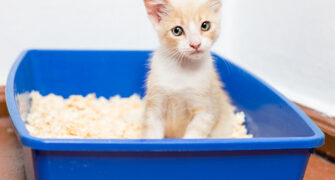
(222, 59, 232, 75)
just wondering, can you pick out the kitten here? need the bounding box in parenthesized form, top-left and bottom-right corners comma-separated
(143, 0, 236, 138)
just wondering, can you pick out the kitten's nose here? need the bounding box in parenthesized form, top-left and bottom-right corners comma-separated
(189, 43, 201, 50)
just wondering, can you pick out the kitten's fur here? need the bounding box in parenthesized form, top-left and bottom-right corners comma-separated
(143, 0, 236, 138)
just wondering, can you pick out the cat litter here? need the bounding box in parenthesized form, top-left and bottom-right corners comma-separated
(24, 91, 252, 139)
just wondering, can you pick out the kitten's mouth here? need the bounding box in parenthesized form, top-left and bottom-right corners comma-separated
(190, 50, 203, 55)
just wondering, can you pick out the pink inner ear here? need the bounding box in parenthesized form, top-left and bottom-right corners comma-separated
(144, 0, 168, 23)
(150, 4, 164, 22)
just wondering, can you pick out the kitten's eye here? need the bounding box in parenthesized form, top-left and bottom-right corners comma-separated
(201, 21, 211, 31)
(171, 26, 183, 36)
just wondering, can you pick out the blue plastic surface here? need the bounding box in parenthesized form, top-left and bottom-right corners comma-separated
(6, 50, 324, 180)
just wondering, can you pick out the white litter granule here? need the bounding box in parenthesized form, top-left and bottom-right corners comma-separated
(24, 91, 252, 139)
(230, 112, 253, 138)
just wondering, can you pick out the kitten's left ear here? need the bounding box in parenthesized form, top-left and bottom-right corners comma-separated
(207, 0, 222, 13)
(144, 0, 170, 25)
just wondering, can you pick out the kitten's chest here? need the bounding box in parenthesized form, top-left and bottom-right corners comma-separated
(152, 64, 211, 92)
(149, 52, 215, 92)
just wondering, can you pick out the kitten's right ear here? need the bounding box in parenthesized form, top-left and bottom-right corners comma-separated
(207, 0, 222, 13)
(144, 0, 170, 25)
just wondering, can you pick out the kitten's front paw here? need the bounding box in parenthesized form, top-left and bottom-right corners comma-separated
(183, 131, 208, 139)
(142, 128, 164, 139)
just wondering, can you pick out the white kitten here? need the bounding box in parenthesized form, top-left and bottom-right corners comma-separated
(143, 0, 236, 138)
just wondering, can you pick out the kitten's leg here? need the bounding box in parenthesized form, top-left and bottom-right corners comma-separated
(142, 98, 164, 139)
(210, 91, 236, 138)
(210, 102, 236, 138)
(183, 106, 216, 139)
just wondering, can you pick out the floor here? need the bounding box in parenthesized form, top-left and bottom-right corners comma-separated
(0, 117, 25, 180)
(305, 155, 335, 180)
(0, 116, 335, 179)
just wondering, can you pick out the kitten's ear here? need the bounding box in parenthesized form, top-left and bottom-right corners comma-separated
(143, 0, 170, 24)
(207, 0, 222, 13)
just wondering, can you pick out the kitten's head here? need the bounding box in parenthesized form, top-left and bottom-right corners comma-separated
(144, 0, 222, 60)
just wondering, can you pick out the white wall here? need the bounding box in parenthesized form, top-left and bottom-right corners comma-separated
(0, 0, 334, 116)
(216, 0, 335, 116)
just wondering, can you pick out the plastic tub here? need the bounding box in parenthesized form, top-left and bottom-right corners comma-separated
(6, 50, 324, 180)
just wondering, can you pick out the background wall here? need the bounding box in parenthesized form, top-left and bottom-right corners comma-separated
(0, 0, 334, 116)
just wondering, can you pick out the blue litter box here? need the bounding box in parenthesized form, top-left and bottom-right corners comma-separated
(6, 50, 324, 180)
